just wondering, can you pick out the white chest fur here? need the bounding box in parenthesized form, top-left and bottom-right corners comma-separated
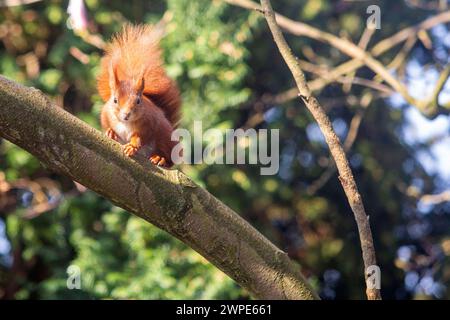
(113, 121, 133, 143)
(107, 105, 154, 156)
(111, 118, 154, 157)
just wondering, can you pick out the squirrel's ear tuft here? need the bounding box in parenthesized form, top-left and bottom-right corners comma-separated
(135, 75, 145, 94)
(109, 60, 119, 90)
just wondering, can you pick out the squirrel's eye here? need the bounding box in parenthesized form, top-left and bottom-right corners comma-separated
(136, 97, 141, 105)
(113, 97, 118, 104)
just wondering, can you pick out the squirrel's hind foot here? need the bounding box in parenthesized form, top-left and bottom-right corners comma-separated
(149, 155, 168, 167)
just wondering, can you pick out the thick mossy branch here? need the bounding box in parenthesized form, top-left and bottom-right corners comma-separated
(0, 75, 318, 300)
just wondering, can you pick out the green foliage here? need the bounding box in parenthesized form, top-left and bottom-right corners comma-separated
(36, 197, 240, 299)
(164, 0, 256, 127)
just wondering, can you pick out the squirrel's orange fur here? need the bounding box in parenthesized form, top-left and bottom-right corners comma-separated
(97, 24, 181, 167)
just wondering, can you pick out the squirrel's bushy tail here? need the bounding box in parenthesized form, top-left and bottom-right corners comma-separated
(97, 24, 181, 127)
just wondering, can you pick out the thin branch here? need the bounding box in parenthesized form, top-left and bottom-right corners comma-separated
(0, 75, 319, 300)
(430, 65, 450, 109)
(371, 11, 450, 56)
(298, 59, 395, 95)
(0, 0, 42, 6)
(259, 0, 381, 300)
(373, 35, 417, 83)
(226, 0, 450, 115)
(343, 27, 376, 93)
(305, 38, 418, 194)
(406, 0, 448, 11)
(260, 0, 449, 114)
(420, 190, 450, 205)
(307, 93, 373, 195)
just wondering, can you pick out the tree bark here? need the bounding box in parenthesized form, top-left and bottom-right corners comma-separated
(0, 75, 319, 300)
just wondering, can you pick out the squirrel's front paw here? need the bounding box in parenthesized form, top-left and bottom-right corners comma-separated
(123, 143, 139, 157)
(149, 155, 167, 167)
(106, 128, 118, 141)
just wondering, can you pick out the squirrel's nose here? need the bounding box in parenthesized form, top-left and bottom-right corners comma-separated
(121, 111, 131, 121)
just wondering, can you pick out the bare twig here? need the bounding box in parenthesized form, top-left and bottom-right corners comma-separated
(406, 0, 448, 11)
(307, 93, 373, 195)
(69, 47, 90, 64)
(298, 59, 394, 95)
(343, 27, 376, 93)
(260, 0, 449, 114)
(259, 0, 381, 300)
(420, 190, 450, 205)
(0, 0, 42, 6)
(226, 0, 450, 115)
(305, 38, 416, 191)
(373, 35, 417, 83)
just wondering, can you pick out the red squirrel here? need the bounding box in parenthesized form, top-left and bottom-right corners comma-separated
(97, 24, 181, 167)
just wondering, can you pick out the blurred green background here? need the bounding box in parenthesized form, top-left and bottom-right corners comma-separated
(0, 0, 449, 299)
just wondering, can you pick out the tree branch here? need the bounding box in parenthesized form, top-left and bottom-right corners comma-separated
(307, 93, 373, 195)
(226, 0, 450, 116)
(420, 190, 450, 205)
(0, 0, 42, 7)
(0, 75, 319, 300)
(297, 59, 394, 95)
(343, 27, 376, 93)
(259, 0, 381, 300)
